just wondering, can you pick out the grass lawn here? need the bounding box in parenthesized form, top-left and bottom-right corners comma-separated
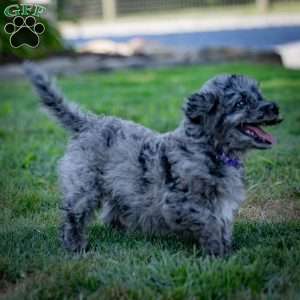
(0, 63, 300, 299)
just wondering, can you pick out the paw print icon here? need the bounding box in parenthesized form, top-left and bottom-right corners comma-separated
(4, 16, 45, 48)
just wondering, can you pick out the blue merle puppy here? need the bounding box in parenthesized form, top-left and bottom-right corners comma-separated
(25, 63, 282, 256)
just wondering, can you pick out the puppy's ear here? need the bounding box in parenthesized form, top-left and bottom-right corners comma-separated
(183, 92, 217, 123)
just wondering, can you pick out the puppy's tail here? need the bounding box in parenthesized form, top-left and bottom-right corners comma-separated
(24, 61, 95, 133)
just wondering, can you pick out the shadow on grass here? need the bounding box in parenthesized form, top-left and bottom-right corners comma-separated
(2, 221, 299, 263)
(89, 221, 300, 254)
(1, 221, 300, 299)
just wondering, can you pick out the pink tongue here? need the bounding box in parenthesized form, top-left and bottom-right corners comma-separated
(245, 125, 276, 144)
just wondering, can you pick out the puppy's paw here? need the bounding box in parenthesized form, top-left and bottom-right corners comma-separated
(60, 224, 88, 253)
(202, 240, 226, 258)
(64, 238, 88, 254)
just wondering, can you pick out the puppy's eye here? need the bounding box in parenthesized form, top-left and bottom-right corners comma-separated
(235, 99, 247, 109)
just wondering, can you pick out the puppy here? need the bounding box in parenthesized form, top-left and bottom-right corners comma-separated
(25, 63, 282, 256)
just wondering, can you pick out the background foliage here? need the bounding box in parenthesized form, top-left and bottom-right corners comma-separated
(0, 0, 65, 62)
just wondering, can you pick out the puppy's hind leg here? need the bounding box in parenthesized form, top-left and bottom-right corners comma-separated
(59, 158, 103, 253)
(60, 191, 100, 253)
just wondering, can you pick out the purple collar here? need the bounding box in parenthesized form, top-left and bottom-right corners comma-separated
(217, 152, 242, 169)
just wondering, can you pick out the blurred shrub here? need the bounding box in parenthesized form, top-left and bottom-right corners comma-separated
(0, 0, 67, 63)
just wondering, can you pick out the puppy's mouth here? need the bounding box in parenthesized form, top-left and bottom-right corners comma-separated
(238, 118, 282, 147)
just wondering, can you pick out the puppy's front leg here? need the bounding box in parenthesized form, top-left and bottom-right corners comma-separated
(194, 215, 227, 257)
(221, 220, 234, 255)
(162, 197, 227, 257)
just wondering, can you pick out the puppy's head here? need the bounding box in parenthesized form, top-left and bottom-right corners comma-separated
(183, 74, 282, 152)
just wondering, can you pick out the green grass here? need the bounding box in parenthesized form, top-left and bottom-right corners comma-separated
(0, 63, 300, 299)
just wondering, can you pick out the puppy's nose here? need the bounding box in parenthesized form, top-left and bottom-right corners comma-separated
(260, 102, 279, 115)
(269, 102, 279, 115)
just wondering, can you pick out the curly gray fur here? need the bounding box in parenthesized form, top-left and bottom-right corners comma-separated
(24, 63, 281, 256)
